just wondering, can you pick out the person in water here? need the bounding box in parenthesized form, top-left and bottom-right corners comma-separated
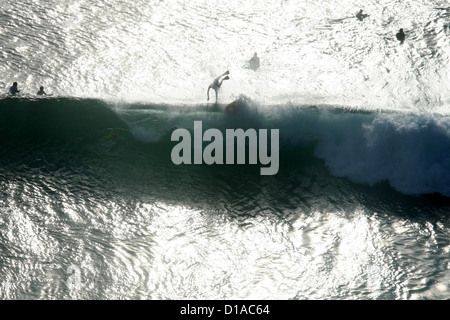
(396, 28, 405, 44)
(249, 52, 260, 70)
(207, 70, 230, 103)
(356, 9, 369, 21)
(9, 82, 20, 95)
(37, 86, 46, 95)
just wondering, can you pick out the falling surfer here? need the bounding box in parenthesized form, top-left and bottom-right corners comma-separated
(207, 70, 230, 103)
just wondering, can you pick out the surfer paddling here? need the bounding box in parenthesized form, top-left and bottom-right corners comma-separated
(207, 70, 230, 103)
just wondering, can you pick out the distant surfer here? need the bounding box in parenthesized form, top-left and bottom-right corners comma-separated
(356, 9, 369, 21)
(396, 28, 405, 44)
(207, 70, 230, 103)
(8, 82, 20, 95)
(37, 86, 47, 95)
(249, 52, 260, 71)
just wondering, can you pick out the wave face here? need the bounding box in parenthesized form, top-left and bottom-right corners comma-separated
(2, 97, 450, 198)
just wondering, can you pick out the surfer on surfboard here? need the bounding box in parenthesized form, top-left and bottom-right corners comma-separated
(207, 70, 230, 103)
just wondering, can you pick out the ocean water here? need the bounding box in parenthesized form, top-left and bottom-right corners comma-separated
(0, 0, 449, 300)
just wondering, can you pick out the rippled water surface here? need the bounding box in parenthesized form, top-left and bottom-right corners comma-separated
(1, 0, 449, 108)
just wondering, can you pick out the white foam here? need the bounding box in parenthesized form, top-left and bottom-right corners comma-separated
(315, 112, 450, 196)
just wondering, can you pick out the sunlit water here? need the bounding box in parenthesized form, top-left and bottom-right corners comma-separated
(0, 0, 449, 300)
(1, 0, 449, 108)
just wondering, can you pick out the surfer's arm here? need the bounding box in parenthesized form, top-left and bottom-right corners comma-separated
(207, 85, 211, 101)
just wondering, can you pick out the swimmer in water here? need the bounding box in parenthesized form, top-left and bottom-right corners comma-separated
(396, 28, 405, 44)
(356, 9, 369, 21)
(37, 86, 47, 95)
(207, 70, 230, 103)
(249, 52, 260, 70)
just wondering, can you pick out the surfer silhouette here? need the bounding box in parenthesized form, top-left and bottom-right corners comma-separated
(207, 70, 230, 103)
(8, 82, 20, 95)
(37, 86, 47, 95)
(356, 9, 369, 21)
(249, 53, 260, 71)
(396, 28, 405, 44)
